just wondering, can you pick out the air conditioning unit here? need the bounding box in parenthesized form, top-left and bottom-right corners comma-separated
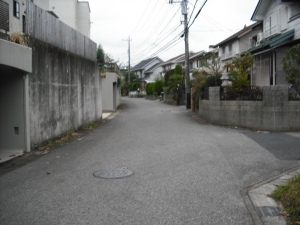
(257, 32, 264, 42)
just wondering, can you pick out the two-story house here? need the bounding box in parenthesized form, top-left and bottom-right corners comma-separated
(143, 62, 164, 83)
(131, 57, 163, 86)
(161, 53, 186, 73)
(189, 47, 220, 75)
(214, 22, 263, 69)
(248, 0, 300, 86)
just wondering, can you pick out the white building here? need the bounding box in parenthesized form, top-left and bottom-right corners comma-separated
(249, 0, 300, 86)
(1, 0, 91, 37)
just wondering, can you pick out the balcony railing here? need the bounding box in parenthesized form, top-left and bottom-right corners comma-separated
(221, 51, 234, 60)
(99, 63, 120, 75)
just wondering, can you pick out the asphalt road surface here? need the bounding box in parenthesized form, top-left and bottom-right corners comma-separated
(1, 97, 299, 225)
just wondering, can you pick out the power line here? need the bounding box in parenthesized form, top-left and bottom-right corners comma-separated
(188, 0, 199, 24)
(188, 0, 208, 29)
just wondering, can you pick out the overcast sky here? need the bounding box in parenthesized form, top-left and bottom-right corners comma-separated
(87, 0, 259, 67)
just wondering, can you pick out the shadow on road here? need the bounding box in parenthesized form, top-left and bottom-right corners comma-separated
(242, 131, 300, 160)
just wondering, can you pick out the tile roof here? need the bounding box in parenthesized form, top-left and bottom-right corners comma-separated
(214, 21, 262, 47)
(162, 53, 185, 65)
(144, 63, 161, 73)
(131, 57, 158, 71)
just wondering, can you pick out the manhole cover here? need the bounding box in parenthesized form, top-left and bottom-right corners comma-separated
(93, 168, 134, 179)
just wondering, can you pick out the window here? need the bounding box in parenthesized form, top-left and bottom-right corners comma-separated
(22, 15, 25, 33)
(13, 1, 20, 19)
(279, 6, 288, 31)
(222, 47, 225, 54)
(229, 44, 232, 52)
(0, 0, 9, 31)
(197, 60, 202, 67)
(264, 12, 278, 38)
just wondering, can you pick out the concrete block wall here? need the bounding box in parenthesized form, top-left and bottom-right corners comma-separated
(198, 86, 300, 131)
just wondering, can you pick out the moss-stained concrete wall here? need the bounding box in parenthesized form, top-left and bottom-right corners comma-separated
(29, 38, 102, 148)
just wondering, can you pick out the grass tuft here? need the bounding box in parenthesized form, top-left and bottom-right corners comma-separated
(9, 32, 28, 46)
(272, 173, 300, 225)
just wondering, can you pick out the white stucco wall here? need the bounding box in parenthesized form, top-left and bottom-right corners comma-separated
(146, 66, 163, 82)
(77, 2, 90, 38)
(33, 0, 50, 11)
(101, 73, 121, 111)
(49, 0, 77, 30)
(262, 1, 300, 40)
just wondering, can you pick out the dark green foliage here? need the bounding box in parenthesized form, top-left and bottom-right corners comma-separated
(164, 69, 174, 86)
(191, 71, 221, 109)
(128, 82, 141, 91)
(123, 72, 139, 83)
(227, 52, 253, 90)
(121, 72, 141, 94)
(97, 44, 105, 63)
(117, 77, 121, 87)
(174, 64, 183, 75)
(146, 83, 155, 95)
(282, 45, 300, 85)
(153, 80, 164, 95)
(167, 74, 183, 91)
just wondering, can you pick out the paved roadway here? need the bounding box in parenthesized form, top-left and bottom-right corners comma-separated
(0, 97, 299, 225)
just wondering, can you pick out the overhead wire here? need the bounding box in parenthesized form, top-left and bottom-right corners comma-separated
(188, 0, 208, 29)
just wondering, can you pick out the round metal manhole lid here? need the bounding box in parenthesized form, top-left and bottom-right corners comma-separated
(93, 168, 134, 179)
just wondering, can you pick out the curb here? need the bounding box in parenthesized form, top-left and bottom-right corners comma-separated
(242, 166, 300, 225)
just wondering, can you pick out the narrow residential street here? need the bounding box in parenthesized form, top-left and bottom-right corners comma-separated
(0, 97, 299, 225)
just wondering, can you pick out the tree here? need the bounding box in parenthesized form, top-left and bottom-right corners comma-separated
(227, 52, 253, 89)
(97, 44, 105, 63)
(174, 64, 183, 75)
(168, 74, 183, 91)
(146, 83, 155, 95)
(282, 45, 300, 85)
(167, 64, 183, 91)
(105, 53, 115, 64)
(123, 72, 139, 83)
(202, 52, 224, 86)
(153, 80, 164, 95)
(121, 72, 141, 95)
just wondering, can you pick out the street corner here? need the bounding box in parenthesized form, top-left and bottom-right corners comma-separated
(245, 167, 300, 225)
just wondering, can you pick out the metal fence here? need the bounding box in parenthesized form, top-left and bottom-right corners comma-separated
(201, 87, 209, 100)
(220, 86, 263, 101)
(288, 85, 300, 101)
(0, 32, 8, 41)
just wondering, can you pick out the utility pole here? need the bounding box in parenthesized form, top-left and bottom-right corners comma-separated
(128, 36, 131, 84)
(183, 0, 190, 109)
(123, 36, 132, 84)
(169, 0, 191, 109)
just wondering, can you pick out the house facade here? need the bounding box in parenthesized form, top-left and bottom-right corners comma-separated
(3, 0, 91, 37)
(131, 57, 163, 86)
(161, 53, 185, 73)
(0, 0, 100, 156)
(249, 0, 300, 86)
(143, 63, 163, 83)
(214, 22, 263, 68)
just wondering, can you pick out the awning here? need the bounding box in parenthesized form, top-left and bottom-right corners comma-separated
(247, 29, 295, 53)
(270, 29, 294, 47)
